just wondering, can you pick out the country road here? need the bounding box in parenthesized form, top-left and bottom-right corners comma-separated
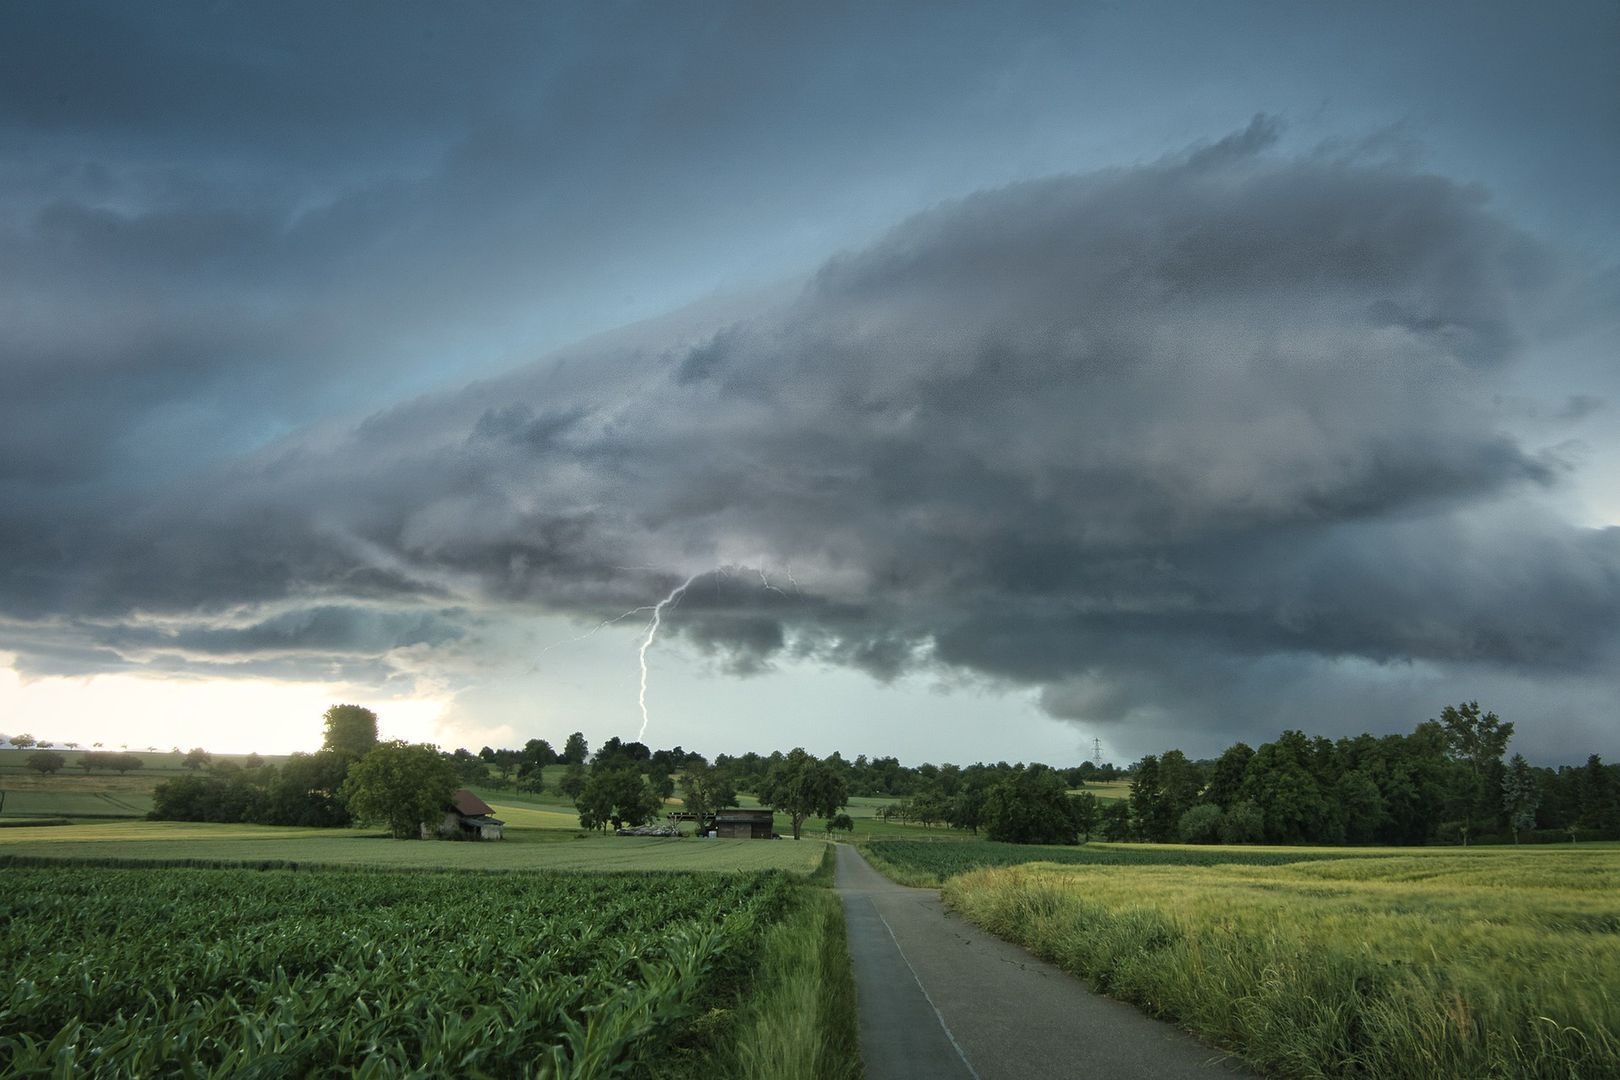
(834, 843, 1254, 1080)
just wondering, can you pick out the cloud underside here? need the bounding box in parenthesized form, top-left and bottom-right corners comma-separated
(6, 124, 1617, 740)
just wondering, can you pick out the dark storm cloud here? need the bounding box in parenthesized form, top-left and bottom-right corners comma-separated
(6, 131, 1616, 753)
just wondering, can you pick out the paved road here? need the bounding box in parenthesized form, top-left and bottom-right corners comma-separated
(834, 843, 1254, 1080)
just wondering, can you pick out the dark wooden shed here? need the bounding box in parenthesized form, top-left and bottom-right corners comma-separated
(423, 788, 506, 840)
(712, 808, 775, 839)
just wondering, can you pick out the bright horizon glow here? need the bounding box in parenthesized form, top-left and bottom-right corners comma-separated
(0, 656, 452, 756)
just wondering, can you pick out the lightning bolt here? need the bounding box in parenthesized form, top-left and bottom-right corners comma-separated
(636, 573, 700, 741)
(538, 562, 803, 740)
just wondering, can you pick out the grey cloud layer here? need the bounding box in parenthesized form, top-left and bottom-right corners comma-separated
(7, 133, 1616, 754)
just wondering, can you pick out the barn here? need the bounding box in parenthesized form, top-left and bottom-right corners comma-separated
(424, 788, 506, 840)
(711, 808, 775, 839)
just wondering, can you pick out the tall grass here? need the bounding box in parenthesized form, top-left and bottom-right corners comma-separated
(722, 844, 862, 1079)
(943, 852, 1620, 1078)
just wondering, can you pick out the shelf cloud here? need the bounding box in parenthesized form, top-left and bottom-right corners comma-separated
(6, 123, 1615, 753)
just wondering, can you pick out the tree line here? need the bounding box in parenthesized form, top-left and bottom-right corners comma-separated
(1121, 703, 1619, 846)
(151, 705, 386, 828)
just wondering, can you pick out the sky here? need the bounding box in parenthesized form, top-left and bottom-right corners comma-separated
(1, 1, 1617, 765)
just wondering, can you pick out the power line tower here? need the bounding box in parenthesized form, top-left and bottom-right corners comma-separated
(1092, 737, 1104, 768)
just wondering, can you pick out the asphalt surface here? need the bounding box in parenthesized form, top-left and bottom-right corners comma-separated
(834, 843, 1254, 1080)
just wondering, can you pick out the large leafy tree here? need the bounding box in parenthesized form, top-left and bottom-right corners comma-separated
(322, 704, 380, 762)
(1240, 731, 1332, 843)
(678, 759, 737, 826)
(25, 750, 65, 775)
(561, 732, 589, 765)
(575, 764, 663, 831)
(1128, 754, 1169, 842)
(758, 748, 849, 840)
(1204, 742, 1254, 810)
(981, 766, 1079, 845)
(517, 738, 556, 780)
(1438, 701, 1513, 841)
(339, 741, 457, 839)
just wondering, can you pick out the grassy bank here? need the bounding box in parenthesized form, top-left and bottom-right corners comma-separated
(725, 845, 864, 1080)
(943, 851, 1620, 1078)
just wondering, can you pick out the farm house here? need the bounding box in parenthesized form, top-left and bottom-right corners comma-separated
(424, 788, 505, 840)
(711, 808, 774, 839)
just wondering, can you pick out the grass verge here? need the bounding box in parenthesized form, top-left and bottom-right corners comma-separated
(723, 844, 864, 1080)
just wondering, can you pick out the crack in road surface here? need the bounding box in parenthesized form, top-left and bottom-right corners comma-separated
(834, 843, 1254, 1080)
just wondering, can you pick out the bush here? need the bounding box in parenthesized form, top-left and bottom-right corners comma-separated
(1219, 800, 1265, 844)
(1177, 803, 1224, 844)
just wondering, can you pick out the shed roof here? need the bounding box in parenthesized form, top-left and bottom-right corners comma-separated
(451, 788, 496, 816)
(714, 808, 774, 822)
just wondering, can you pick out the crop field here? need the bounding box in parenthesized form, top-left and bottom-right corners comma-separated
(0, 819, 831, 873)
(1, 865, 798, 1077)
(0, 770, 161, 818)
(943, 849, 1620, 1079)
(864, 838, 1393, 885)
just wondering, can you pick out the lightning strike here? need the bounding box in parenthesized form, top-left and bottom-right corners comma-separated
(636, 573, 700, 741)
(758, 568, 787, 597)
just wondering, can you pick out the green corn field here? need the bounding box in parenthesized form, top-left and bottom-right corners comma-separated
(1, 866, 798, 1077)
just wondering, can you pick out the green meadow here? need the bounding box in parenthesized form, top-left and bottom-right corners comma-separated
(0, 818, 829, 874)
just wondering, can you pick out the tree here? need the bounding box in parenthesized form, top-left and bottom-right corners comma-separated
(244, 752, 265, 769)
(1070, 790, 1100, 842)
(12, 733, 36, 750)
(559, 762, 588, 799)
(1129, 755, 1172, 842)
(646, 768, 676, 801)
(1502, 753, 1540, 843)
(592, 737, 651, 767)
(1577, 755, 1620, 833)
(575, 764, 662, 831)
(758, 748, 849, 840)
(826, 813, 855, 834)
(264, 751, 354, 827)
(1204, 743, 1254, 810)
(339, 741, 457, 839)
(26, 750, 65, 775)
(982, 767, 1078, 845)
(676, 760, 732, 826)
(1240, 731, 1332, 843)
(517, 738, 556, 780)
(1099, 800, 1134, 841)
(322, 704, 380, 761)
(1438, 701, 1513, 838)
(183, 747, 212, 770)
(561, 731, 589, 766)
(109, 753, 143, 775)
(1335, 769, 1388, 845)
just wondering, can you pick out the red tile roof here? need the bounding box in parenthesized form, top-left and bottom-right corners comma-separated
(451, 788, 495, 816)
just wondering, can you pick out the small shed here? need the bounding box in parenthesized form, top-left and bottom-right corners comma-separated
(712, 808, 775, 839)
(425, 788, 505, 840)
